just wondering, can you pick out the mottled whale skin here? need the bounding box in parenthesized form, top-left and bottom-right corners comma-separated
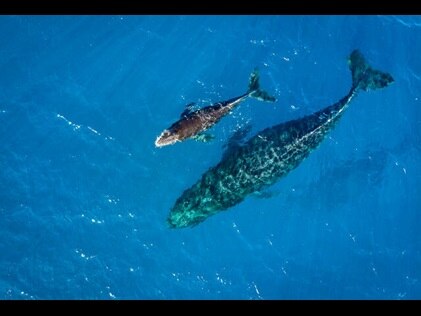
(155, 69, 276, 147)
(168, 50, 394, 228)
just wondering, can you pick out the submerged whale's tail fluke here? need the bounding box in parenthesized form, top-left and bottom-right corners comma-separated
(247, 68, 276, 102)
(349, 49, 394, 92)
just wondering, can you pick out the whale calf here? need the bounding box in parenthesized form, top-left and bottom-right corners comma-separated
(168, 50, 394, 228)
(155, 69, 276, 147)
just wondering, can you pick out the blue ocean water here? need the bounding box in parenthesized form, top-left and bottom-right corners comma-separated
(0, 15, 419, 300)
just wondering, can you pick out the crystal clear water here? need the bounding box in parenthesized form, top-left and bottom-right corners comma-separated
(0, 15, 419, 299)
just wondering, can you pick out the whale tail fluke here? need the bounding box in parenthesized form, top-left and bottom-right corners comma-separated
(247, 68, 276, 102)
(349, 49, 394, 92)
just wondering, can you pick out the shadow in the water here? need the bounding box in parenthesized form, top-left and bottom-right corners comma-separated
(280, 137, 415, 211)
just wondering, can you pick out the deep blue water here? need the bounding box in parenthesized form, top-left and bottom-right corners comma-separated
(0, 15, 419, 299)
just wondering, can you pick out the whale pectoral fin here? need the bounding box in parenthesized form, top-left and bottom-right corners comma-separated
(192, 133, 215, 143)
(180, 102, 196, 118)
(222, 123, 252, 159)
(252, 190, 279, 200)
(222, 143, 241, 160)
(225, 123, 252, 146)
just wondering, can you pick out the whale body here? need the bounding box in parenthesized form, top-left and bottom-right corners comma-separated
(155, 69, 275, 147)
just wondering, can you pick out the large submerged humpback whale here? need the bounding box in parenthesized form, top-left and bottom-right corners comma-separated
(168, 50, 394, 228)
(155, 69, 276, 147)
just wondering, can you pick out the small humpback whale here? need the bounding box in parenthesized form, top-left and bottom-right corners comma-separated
(168, 50, 394, 228)
(154, 69, 276, 147)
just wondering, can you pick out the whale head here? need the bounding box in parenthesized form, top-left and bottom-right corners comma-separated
(168, 195, 207, 229)
(167, 182, 222, 228)
(155, 129, 180, 147)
